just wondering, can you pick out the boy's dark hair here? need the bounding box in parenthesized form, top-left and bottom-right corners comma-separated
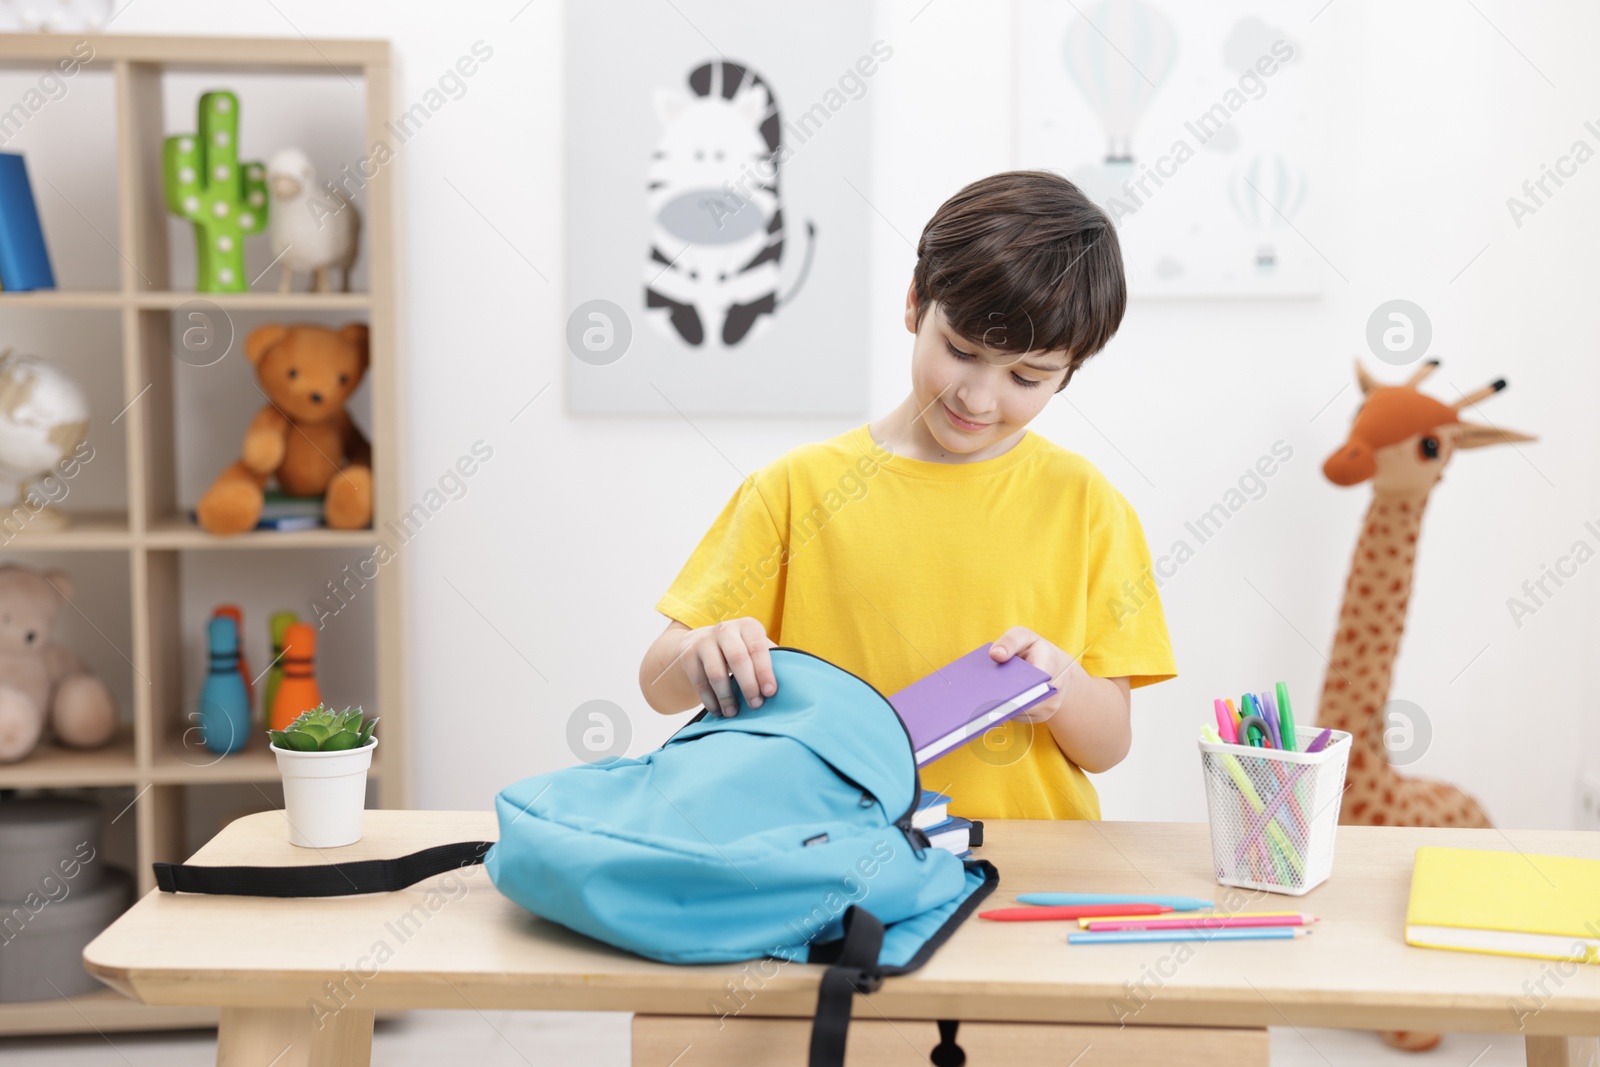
(911, 170, 1125, 391)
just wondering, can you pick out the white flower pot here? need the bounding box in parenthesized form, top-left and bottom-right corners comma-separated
(270, 737, 377, 848)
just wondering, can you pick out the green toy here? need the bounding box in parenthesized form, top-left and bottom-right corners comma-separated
(162, 91, 269, 292)
(262, 610, 297, 727)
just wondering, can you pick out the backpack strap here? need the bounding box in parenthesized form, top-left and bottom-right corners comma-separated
(808, 904, 884, 1067)
(152, 840, 493, 897)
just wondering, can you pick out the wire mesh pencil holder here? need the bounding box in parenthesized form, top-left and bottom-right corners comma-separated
(1198, 727, 1352, 896)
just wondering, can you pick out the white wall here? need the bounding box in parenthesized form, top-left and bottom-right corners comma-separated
(47, 0, 1600, 829)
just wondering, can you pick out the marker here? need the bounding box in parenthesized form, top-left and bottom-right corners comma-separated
(1017, 893, 1213, 911)
(1253, 693, 1276, 747)
(1241, 694, 1267, 746)
(1276, 681, 1297, 752)
(1259, 692, 1282, 749)
(980, 903, 1170, 922)
(1236, 713, 1270, 749)
(1070, 927, 1312, 945)
(1213, 698, 1237, 743)
(1305, 727, 1333, 754)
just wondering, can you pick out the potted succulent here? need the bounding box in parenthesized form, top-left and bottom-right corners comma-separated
(268, 705, 378, 848)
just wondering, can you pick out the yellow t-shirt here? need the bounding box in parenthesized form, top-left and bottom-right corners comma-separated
(654, 423, 1177, 820)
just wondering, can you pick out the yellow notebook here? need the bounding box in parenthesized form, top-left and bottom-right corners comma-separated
(1405, 846, 1600, 963)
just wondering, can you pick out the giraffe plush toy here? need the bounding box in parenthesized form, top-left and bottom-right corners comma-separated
(1318, 359, 1534, 1052)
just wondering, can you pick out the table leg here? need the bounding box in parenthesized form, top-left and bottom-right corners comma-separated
(311, 1007, 374, 1065)
(1526, 1035, 1600, 1067)
(217, 1006, 375, 1067)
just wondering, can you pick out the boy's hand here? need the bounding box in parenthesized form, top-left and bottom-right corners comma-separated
(678, 618, 778, 717)
(989, 628, 1134, 774)
(988, 628, 1071, 723)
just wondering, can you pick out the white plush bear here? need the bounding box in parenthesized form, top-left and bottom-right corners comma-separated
(0, 565, 117, 763)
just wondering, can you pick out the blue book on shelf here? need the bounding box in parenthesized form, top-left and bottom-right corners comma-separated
(186, 491, 324, 532)
(0, 153, 55, 292)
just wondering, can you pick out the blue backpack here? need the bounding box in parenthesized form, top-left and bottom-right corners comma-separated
(155, 647, 998, 1066)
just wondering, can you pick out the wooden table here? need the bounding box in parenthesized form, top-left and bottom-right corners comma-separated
(83, 811, 1600, 1066)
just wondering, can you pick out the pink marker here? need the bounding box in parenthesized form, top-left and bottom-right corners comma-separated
(1213, 698, 1238, 743)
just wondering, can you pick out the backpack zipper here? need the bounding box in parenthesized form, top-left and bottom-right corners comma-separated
(655, 647, 926, 844)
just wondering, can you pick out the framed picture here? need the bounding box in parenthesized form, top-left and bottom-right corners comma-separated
(1018, 0, 1320, 298)
(565, 0, 880, 414)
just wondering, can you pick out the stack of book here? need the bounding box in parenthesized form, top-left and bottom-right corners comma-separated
(912, 789, 980, 859)
(887, 642, 1055, 859)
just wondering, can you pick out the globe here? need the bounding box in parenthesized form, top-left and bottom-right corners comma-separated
(0, 349, 90, 531)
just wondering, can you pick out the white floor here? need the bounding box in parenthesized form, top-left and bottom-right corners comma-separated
(0, 1013, 1532, 1066)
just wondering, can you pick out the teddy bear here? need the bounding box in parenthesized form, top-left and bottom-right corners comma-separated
(196, 322, 372, 535)
(0, 565, 118, 763)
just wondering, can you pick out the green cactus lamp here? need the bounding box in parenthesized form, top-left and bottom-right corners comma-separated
(163, 91, 269, 292)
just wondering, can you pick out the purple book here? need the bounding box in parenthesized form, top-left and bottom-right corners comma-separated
(887, 643, 1057, 766)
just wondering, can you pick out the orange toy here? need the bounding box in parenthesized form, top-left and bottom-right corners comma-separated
(196, 322, 372, 535)
(268, 622, 322, 731)
(1319, 359, 1535, 1054)
(212, 605, 253, 711)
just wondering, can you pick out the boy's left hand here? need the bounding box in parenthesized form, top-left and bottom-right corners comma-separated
(989, 628, 1072, 723)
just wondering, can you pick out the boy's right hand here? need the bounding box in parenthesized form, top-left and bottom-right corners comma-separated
(677, 618, 778, 717)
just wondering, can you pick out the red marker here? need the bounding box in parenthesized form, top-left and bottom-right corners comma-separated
(979, 903, 1172, 922)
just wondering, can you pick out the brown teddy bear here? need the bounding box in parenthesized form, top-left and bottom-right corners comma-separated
(0, 565, 118, 763)
(197, 322, 372, 535)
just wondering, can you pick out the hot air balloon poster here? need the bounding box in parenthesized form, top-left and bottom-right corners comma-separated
(1017, 1, 1319, 298)
(564, 0, 876, 415)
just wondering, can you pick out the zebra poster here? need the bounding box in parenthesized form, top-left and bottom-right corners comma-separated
(565, 0, 875, 414)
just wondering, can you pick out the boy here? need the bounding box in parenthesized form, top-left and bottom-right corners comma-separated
(637, 170, 1176, 820)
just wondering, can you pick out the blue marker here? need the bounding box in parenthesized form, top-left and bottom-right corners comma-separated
(1018, 892, 1214, 911)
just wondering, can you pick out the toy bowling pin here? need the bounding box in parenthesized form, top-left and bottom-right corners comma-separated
(269, 622, 321, 731)
(199, 614, 250, 754)
(262, 610, 297, 725)
(212, 604, 252, 710)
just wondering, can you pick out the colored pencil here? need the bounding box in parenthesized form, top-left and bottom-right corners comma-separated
(1075, 915, 1312, 927)
(1015, 893, 1213, 910)
(1083, 914, 1318, 932)
(979, 903, 1171, 922)
(1069, 927, 1312, 945)
(1077, 910, 1309, 926)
